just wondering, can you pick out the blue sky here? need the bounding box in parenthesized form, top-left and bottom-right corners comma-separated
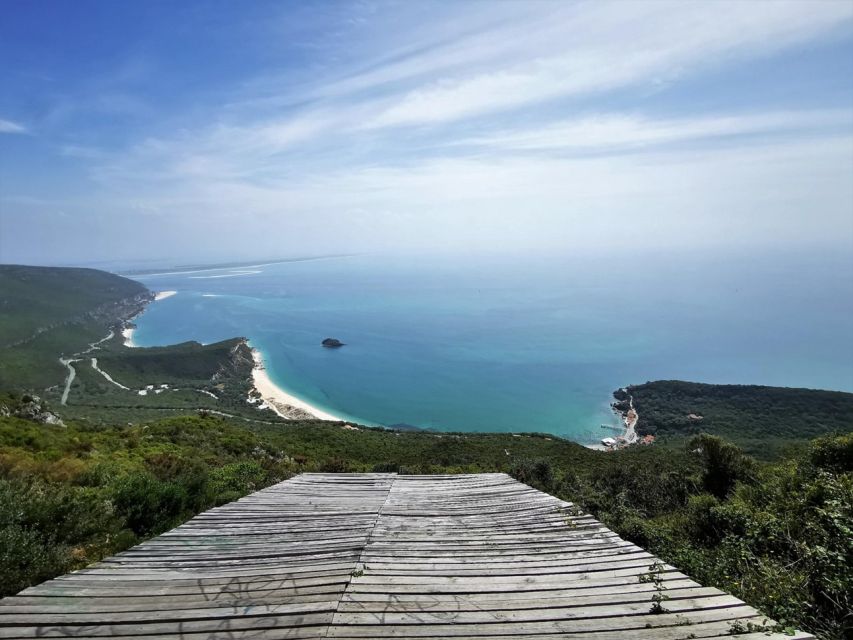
(1, 0, 852, 265)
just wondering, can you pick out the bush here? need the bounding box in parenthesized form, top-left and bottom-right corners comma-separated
(372, 462, 400, 473)
(110, 473, 189, 536)
(318, 457, 352, 473)
(809, 432, 853, 474)
(689, 434, 756, 498)
(0, 525, 69, 597)
(208, 461, 266, 505)
(509, 458, 553, 490)
(684, 493, 722, 545)
(0, 478, 123, 597)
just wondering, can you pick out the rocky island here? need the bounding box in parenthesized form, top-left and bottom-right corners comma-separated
(321, 337, 345, 348)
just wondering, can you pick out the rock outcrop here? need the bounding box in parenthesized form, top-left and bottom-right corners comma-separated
(10, 394, 65, 426)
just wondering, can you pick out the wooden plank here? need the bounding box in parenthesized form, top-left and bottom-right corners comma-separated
(0, 473, 811, 640)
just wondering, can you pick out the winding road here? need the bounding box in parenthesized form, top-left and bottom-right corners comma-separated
(58, 330, 116, 405)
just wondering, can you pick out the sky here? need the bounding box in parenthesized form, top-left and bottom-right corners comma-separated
(1, 0, 852, 266)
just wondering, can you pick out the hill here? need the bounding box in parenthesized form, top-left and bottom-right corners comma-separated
(0, 265, 151, 390)
(0, 265, 148, 347)
(0, 265, 270, 423)
(616, 380, 853, 458)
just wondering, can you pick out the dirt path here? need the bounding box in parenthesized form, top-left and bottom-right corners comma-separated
(623, 395, 639, 444)
(59, 358, 79, 405)
(90, 357, 130, 390)
(58, 330, 117, 405)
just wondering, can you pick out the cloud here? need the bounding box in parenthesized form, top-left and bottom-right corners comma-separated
(2, 0, 852, 264)
(363, 1, 853, 128)
(68, 131, 853, 255)
(454, 110, 853, 153)
(0, 118, 26, 134)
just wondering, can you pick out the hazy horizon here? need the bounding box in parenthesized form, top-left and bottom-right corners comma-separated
(1, 0, 852, 265)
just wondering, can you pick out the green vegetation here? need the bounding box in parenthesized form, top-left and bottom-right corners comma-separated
(0, 265, 271, 422)
(616, 380, 853, 458)
(514, 433, 852, 640)
(0, 393, 849, 638)
(0, 395, 596, 597)
(0, 265, 147, 347)
(94, 338, 248, 387)
(64, 335, 260, 419)
(0, 265, 149, 389)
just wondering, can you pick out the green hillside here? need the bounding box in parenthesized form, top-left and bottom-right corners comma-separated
(0, 266, 263, 421)
(0, 265, 151, 390)
(617, 380, 853, 458)
(0, 265, 147, 346)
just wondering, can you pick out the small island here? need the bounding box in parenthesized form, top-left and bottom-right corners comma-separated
(321, 337, 345, 348)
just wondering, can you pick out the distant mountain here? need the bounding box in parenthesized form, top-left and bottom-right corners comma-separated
(0, 265, 151, 389)
(0, 265, 148, 347)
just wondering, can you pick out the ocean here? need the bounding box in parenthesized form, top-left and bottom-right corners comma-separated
(126, 251, 853, 444)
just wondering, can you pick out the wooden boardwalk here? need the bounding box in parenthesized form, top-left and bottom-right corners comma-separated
(0, 473, 812, 639)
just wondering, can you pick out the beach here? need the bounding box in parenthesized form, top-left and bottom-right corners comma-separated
(250, 349, 348, 422)
(123, 291, 177, 346)
(124, 254, 853, 440)
(121, 326, 136, 347)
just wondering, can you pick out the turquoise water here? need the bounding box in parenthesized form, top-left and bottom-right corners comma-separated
(127, 251, 853, 443)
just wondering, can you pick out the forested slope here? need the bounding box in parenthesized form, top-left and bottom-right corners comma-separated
(0, 265, 151, 389)
(616, 380, 853, 458)
(0, 265, 262, 421)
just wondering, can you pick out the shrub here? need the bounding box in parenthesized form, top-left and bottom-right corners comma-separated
(509, 458, 553, 490)
(0, 525, 69, 597)
(110, 473, 189, 536)
(809, 432, 853, 474)
(689, 434, 756, 498)
(318, 457, 352, 473)
(208, 461, 266, 505)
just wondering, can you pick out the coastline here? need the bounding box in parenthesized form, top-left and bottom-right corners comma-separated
(121, 326, 136, 347)
(122, 291, 177, 347)
(119, 286, 629, 440)
(597, 389, 641, 450)
(250, 348, 351, 423)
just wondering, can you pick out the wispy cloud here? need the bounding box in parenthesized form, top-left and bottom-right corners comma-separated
(454, 110, 853, 153)
(0, 118, 27, 134)
(152, 0, 853, 157)
(2, 0, 852, 263)
(361, 1, 853, 128)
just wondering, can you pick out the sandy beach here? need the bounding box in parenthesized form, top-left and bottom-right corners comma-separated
(122, 291, 177, 346)
(121, 326, 136, 347)
(250, 349, 347, 422)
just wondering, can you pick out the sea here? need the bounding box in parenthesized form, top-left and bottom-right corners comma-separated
(124, 250, 853, 444)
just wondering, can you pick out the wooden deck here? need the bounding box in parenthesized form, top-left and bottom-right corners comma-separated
(0, 473, 812, 639)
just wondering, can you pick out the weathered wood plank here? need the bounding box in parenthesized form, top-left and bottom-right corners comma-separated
(0, 473, 811, 640)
